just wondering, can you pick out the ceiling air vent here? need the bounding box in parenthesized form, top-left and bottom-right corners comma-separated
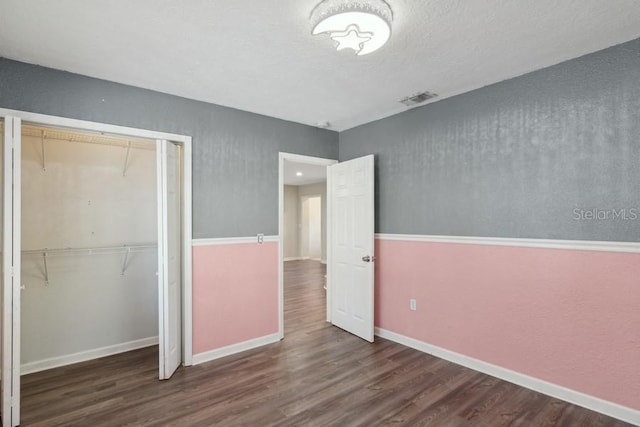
(399, 91, 438, 107)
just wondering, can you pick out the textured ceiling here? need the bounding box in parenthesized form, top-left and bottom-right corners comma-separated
(1, 1, 640, 131)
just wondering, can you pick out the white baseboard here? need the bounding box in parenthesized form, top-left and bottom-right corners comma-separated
(192, 333, 281, 365)
(284, 257, 303, 261)
(375, 328, 640, 426)
(21, 336, 159, 375)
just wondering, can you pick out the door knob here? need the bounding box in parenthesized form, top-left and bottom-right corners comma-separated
(362, 255, 376, 262)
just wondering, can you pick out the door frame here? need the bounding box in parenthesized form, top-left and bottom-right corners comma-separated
(0, 109, 194, 368)
(2, 116, 21, 427)
(278, 152, 337, 338)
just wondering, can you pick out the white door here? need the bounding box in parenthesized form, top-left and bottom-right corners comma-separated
(328, 155, 375, 342)
(157, 140, 182, 380)
(1, 117, 20, 427)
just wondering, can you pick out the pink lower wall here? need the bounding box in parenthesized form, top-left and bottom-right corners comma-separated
(375, 238, 640, 410)
(190, 238, 639, 410)
(192, 242, 278, 354)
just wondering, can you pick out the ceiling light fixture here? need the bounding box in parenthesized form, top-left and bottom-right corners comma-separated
(310, 0, 393, 56)
(296, 172, 304, 177)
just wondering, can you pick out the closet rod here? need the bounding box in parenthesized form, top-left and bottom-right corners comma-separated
(22, 243, 157, 258)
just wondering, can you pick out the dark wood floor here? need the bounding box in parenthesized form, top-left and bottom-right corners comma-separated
(20, 260, 631, 426)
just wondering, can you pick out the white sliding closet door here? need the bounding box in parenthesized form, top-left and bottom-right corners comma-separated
(1, 117, 20, 427)
(157, 140, 181, 380)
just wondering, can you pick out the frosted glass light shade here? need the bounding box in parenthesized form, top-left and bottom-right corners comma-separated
(310, 0, 393, 56)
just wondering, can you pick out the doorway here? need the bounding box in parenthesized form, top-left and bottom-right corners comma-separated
(0, 109, 193, 427)
(278, 153, 336, 338)
(278, 152, 376, 343)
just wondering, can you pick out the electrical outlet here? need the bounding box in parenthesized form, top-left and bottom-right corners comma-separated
(410, 299, 417, 311)
(257, 234, 264, 244)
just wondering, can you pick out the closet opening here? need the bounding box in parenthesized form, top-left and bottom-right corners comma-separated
(0, 110, 193, 426)
(21, 123, 161, 380)
(17, 122, 185, 422)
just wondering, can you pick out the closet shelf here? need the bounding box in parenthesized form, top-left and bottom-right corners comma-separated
(22, 244, 157, 284)
(23, 124, 155, 175)
(22, 124, 155, 151)
(22, 243, 157, 257)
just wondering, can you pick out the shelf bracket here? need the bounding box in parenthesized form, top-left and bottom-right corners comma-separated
(121, 247, 131, 275)
(123, 141, 131, 176)
(41, 131, 46, 171)
(43, 251, 49, 285)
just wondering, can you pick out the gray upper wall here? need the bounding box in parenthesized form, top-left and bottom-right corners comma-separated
(0, 58, 338, 238)
(340, 38, 640, 242)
